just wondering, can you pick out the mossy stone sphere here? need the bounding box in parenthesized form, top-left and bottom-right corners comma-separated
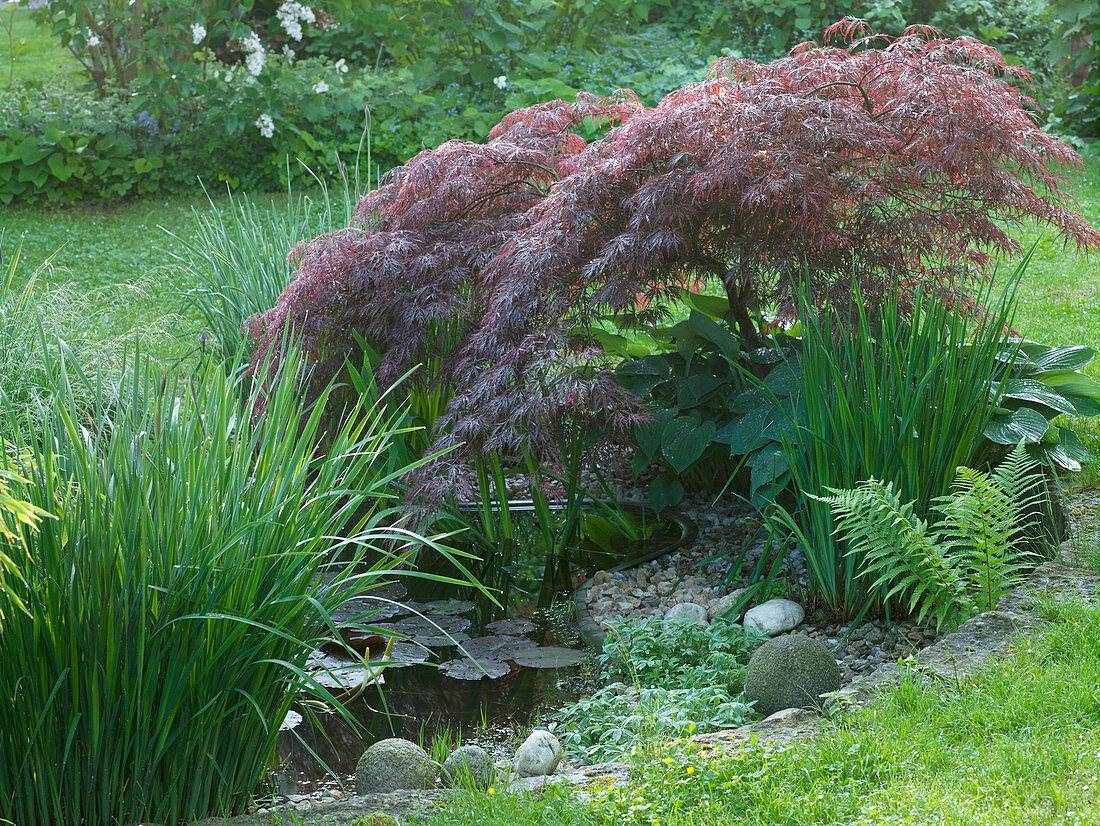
(744, 633, 841, 718)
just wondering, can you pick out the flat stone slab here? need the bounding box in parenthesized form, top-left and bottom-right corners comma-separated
(192, 788, 454, 825)
(691, 707, 822, 752)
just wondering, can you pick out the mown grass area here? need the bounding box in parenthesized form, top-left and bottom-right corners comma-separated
(1, 188, 307, 366)
(1, 6, 82, 88)
(1006, 153, 1100, 348)
(992, 152, 1100, 483)
(410, 599, 1100, 826)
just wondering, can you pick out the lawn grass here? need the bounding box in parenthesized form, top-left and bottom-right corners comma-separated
(0, 6, 82, 89)
(995, 151, 1100, 484)
(1002, 152, 1100, 348)
(413, 598, 1100, 826)
(1, 188, 306, 366)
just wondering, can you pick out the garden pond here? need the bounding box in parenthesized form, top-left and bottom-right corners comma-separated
(274, 504, 696, 794)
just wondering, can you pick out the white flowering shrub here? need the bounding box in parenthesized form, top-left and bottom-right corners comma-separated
(27, 0, 341, 142)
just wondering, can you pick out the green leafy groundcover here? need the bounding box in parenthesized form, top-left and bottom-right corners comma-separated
(552, 616, 759, 762)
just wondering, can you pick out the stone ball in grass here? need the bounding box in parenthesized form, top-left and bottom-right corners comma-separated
(441, 744, 495, 789)
(744, 633, 841, 718)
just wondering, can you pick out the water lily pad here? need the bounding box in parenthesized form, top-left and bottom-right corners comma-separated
(303, 653, 372, 697)
(387, 640, 432, 667)
(438, 656, 512, 680)
(412, 631, 471, 647)
(330, 597, 402, 624)
(460, 635, 538, 660)
(424, 599, 476, 615)
(512, 647, 587, 669)
(484, 618, 537, 635)
(395, 614, 472, 637)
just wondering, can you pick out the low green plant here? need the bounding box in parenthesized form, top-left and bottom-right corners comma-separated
(418, 600, 1100, 824)
(816, 444, 1043, 631)
(552, 614, 757, 762)
(611, 289, 800, 512)
(0, 337, 480, 826)
(981, 341, 1100, 471)
(765, 270, 1023, 617)
(599, 614, 760, 693)
(553, 683, 750, 764)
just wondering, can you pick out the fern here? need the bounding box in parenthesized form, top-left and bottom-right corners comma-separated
(816, 445, 1041, 631)
(814, 480, 971, 631)
(935, 443, 1040, 611)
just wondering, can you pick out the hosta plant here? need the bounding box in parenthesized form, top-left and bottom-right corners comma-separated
(610, 289, 801, 512)
(245, 19, 1100, 498)
(981, 342, 1100, 472)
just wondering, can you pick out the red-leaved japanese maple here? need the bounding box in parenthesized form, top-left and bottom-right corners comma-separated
(247, 18, 1100, 497)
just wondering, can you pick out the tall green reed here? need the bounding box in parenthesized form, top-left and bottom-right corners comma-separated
(172, 145, 371, 368)
(766, 267, 1024, 617)
(0, 337, 479, 826)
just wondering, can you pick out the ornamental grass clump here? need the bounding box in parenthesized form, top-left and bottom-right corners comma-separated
(245, 18, 1099, 498)
(768, 265, 1026, 617)
(0, 340, 474, 826)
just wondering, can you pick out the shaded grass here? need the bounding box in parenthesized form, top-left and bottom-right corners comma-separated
(1, 188, 308, 365)
(413, 599, 1100, 826)
(1, 7, 82, 88)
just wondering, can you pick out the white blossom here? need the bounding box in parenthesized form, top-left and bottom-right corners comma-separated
(86, 29, 101, 48)
(334, 58, 347, 73)
(240, 32, 265, 76)
(255, 113, 275, 139)
(283, 45, 296, 60)
(492, 75, 508, 90)
(191, 23, 206, 44)
(277, 2, 316, 41)
(312, 80, 329, 94)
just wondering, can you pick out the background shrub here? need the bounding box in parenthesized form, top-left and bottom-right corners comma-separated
(8, 0, 1090, 205)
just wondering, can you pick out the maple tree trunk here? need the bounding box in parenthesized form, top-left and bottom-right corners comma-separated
(715, 258, 763, 351)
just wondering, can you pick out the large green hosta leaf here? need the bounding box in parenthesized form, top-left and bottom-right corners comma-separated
(984, 406, 1051, 445)
(661, 417, 716, 474)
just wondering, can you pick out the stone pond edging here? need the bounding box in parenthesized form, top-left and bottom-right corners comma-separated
(194, 561, 1099, 825)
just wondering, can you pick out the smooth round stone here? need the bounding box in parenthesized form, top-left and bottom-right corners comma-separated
(663, 602, 709, 625)
(355, 738, 438, 795)
(440, 744, 495, 789)
(514, 730, 562, 777)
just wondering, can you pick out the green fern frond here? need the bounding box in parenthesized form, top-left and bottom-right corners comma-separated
(936, 443, 1039, 611)
(815, 480, 970, 630)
